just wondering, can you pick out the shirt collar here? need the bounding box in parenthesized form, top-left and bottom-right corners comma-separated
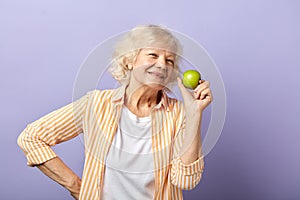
(111, 84, 171, 112)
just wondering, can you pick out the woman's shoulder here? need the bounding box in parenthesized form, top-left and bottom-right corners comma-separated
(88, 88, 115, 95)
(164, 95, 184, 112)
(85, 88, 117, 100)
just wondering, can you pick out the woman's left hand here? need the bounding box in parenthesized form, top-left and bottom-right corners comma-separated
(177, 77, 213, 113)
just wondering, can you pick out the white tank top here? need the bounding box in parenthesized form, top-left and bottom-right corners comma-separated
(101, 106, 155, 200)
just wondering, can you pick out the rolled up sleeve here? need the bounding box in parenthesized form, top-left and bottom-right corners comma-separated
(170, 156, 204, 190)
(17, 91, 91, 166)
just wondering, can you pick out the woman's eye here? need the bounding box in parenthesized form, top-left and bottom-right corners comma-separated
(166, 59, 174, 65)
(149, 53, 158, 57)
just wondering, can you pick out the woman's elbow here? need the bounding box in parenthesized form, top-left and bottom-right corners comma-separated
(170, 170, 203, 190)
(17, 128, 30, 153)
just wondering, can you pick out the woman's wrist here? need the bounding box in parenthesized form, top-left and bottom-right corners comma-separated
(66, 175, 81, 193)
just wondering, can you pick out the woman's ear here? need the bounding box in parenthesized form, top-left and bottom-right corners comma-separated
(123, 56, 133, 70)
(127, 63, 133, 70)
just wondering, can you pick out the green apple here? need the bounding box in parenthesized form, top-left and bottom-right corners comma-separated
(182, 70, 201, 89)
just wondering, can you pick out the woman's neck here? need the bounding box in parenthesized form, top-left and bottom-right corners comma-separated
(125, 84, 162, 117)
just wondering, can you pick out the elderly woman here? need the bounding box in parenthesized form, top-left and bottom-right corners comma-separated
(18, 25, 212, 200)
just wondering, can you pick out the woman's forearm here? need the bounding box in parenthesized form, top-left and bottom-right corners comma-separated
(180, 111, 203, 164)
(37, 157, 81, 199)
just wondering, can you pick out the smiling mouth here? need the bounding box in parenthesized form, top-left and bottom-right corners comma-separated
(148, 71, 166, 79)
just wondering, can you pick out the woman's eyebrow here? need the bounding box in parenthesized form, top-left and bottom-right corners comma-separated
(166, 54, 175, 58)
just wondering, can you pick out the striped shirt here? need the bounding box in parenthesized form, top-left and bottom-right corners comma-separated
(18, 85, 204, 200)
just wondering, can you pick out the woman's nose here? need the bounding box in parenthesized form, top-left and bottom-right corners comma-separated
(156, 56, 167, 68)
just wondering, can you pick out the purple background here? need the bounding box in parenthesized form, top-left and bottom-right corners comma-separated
(1, 0, 300, 199)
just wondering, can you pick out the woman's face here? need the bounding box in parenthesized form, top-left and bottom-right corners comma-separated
(128, 48, 177, 90)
